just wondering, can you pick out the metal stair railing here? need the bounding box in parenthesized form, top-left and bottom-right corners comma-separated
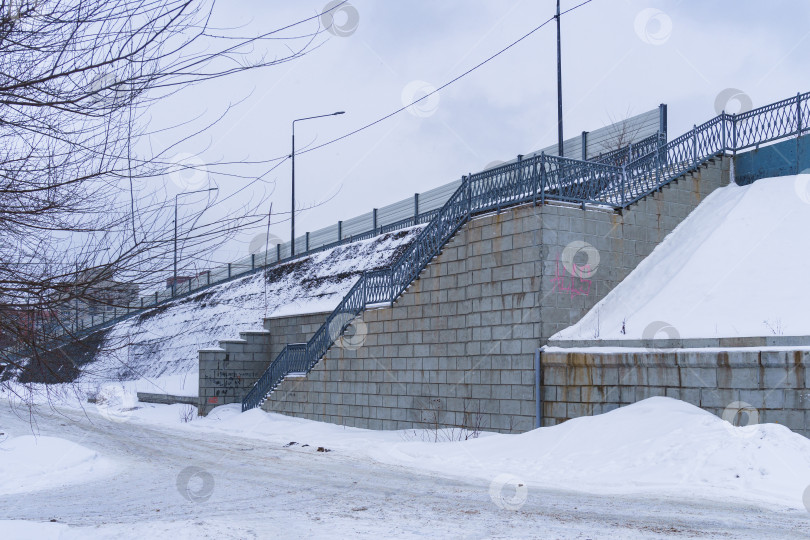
(241, 91, 810, 412)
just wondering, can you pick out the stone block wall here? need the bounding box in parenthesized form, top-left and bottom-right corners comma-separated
(540, 347, 810, 438)
(197, 312, 328, 415)
(257, 158, 732, 432)
(263, 312, 331, 359)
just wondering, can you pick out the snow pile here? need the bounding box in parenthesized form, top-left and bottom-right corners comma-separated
(77, 227, 423, 395)
(129, 397, 810, 510)
(553, 175, 810, 341)
(373, 397, 810, 509)
(0, 434, 116, 496)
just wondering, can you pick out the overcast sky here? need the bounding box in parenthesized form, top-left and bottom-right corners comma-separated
(150, 0, 810, 271)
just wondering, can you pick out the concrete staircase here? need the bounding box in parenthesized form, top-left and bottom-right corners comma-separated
(197, 330, 271, 412)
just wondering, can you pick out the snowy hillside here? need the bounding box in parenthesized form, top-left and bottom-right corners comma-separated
(77, 227, 424, 395)
(553, 175, 810, 341)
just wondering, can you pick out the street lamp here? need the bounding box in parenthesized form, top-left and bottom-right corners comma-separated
(174, 187, 218, 296)
(291, 111, 345, 256)
(555, 0, 564, 157)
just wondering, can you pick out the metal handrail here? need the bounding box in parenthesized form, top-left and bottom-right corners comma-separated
(242, 90, 810, 412)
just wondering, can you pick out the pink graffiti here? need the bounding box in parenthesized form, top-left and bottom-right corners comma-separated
(551, 254, 592, 298)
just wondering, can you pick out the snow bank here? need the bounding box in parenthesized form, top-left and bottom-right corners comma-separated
(123, 397, 810, 510)
(76, 227, 423, 395)
(553, 175, 810, 341)
(0, 434, 116, 495)
(373, 397, 810, 509)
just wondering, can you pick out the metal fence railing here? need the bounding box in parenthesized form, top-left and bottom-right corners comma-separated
(18, 107, 666, 350)
(242, 90, 810, 411)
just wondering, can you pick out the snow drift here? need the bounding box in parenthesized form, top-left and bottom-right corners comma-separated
(553, 175, 810, 341)
(0, 434, 115, 495)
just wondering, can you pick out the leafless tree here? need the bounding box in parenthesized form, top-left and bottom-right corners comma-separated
(0, 0, 337, 401)
(598, 106, 645, 155)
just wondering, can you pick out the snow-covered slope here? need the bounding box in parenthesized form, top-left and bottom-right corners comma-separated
(553, 175, 810, 341)
(78, 227, 424, 394)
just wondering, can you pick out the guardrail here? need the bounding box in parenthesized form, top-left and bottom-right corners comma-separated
(242, 90, 810, 412)
(21, 111, 666, 349)
(17, 207, 442, 352)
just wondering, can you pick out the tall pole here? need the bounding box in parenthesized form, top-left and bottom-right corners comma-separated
(290, 111, 345, 257)
(174, 187, 218, 297)
(556, 0, 564, 157)
(291, 129, 295, 257)
(173, 196, 178, 297)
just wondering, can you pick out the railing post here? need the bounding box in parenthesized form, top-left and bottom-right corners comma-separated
(305, 232, 310, 253)
(389, 267, 395, 305)
(692, 125, 698, 168)
(372, 208, 378, 234)
(621, 164, 627, 207)
(540, 153, 546, 206)
(463, 175, 470, 218)
(338, 220, 342, 242)
(413, 193, 419, 223)
(797, 93, 804, 174)
(155, 291, 158, 306)
(581, 131, 588, 161)
(721, 111, 727, 152)
(207, 271, 210, 286)
(228, 263, 231, 279)
(732, 114, 737, 155)
(277, 243, 281, 261)
(532, 157, 539, 205)
(251, 253, 255, 271)
(655, 142, 661, 187)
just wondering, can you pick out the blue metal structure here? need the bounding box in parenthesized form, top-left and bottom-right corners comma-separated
(242, 90, 810, 412)
(735, 130, 810, 185)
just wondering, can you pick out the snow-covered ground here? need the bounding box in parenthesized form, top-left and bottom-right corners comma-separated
(553, 175, 810, 341)
(73, 227, 423, 397)
(1, 395, 809, 538)
(0, 433, 116, 497)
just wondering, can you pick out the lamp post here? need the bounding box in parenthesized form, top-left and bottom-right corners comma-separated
(174, 187, 218, 296)
(291, 111, 345, 256)
(555, 0, 564, 157)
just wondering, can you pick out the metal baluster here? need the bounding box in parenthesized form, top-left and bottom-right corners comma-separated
(540, 153, 546, 206)
(621, 164, 627, 207)
(732, 114, 737, 155)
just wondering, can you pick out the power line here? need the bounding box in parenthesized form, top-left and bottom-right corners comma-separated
(175, 0, 593, 204)
(295, 0, 594, 157)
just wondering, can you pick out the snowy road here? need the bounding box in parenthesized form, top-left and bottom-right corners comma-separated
(0, 404, 807, 539)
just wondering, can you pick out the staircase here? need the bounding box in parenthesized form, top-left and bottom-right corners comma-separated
(241, 91, 810, 412)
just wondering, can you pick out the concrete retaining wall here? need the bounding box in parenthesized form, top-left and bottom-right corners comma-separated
(540, 346, 810, 438)
(255, 158, 731, 432)
(137, 392, 197, 406)
(197, 313, 329, 415)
